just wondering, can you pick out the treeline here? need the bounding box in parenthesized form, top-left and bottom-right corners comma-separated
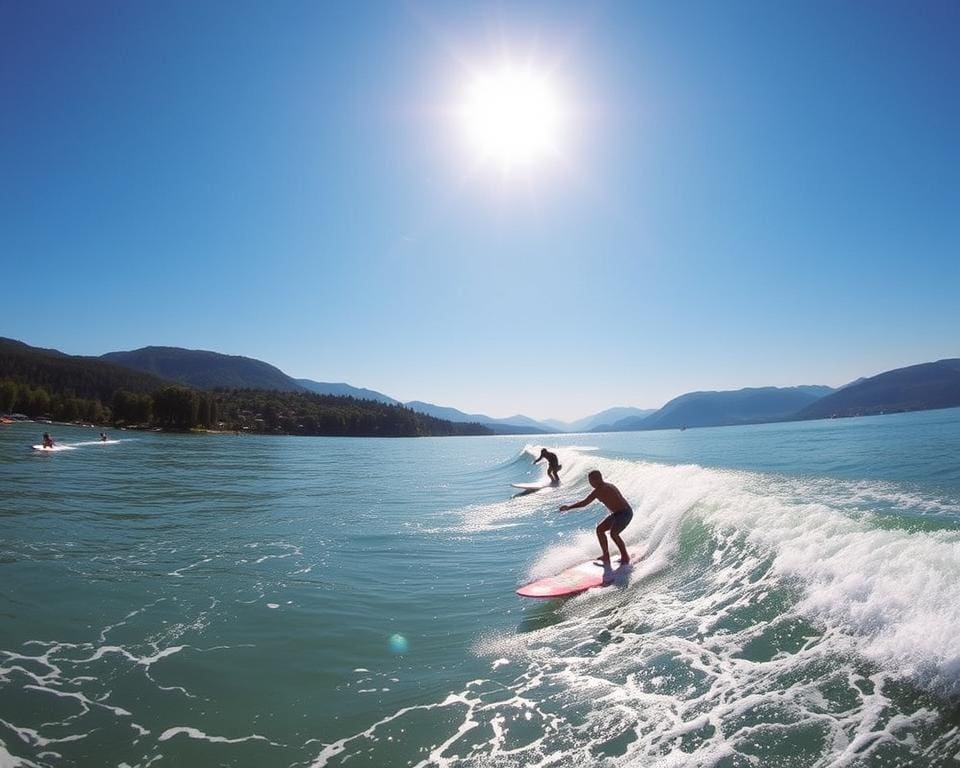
(0, 378, 490, 437)
(0, 379, 112, 423)
(0, 379, 220, 429)
(0, 337, 492, 437)
(211, 389, 490, 437)
(0, 337, 168, 400)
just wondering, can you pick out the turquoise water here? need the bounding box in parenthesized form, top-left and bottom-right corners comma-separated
(2, 408, 960, 767)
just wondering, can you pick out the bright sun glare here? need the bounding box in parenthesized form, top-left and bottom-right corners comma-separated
(458, 64, 567, 171)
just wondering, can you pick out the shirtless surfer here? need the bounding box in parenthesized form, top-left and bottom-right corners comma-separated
(559, 470, 632, 565)
(534, 448, 562, 483)
(42, 432, 54, 449)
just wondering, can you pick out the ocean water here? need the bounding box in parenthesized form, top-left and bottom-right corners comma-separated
(2, 408, 960, 768)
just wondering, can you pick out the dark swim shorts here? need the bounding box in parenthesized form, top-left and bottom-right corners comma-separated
(608, 507, 633, 534)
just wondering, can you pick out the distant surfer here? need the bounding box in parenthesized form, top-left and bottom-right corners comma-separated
(42, 432, 54, 448)
(559, 470, 632, 565)
(534, 448, 562, 483)
(99, 432, 108, 441)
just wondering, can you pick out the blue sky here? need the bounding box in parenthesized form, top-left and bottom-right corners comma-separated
(1, 1, 957, 421)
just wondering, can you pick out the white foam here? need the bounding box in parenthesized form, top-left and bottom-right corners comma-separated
(23, 685, 131, 717)
(512, 452, 960, 693)
(0, 739, 43, 768)
(167, 557, 213, 578)
(307, 692, 481, 767)
(409, 449, 960, 764)
(158, 727, 281, 747)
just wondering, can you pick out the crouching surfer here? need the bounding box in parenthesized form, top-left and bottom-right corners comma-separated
(534, 448, 562, 483)
(559, 470, 632, 566)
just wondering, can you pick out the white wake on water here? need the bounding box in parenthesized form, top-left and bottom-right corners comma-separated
(509, 450, 960, 695)
(313, 447, 960, 766)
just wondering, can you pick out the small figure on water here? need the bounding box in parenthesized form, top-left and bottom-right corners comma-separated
(534, 448, 562, 483)
(99, 432, 108, 441)
(559, 470, 632, 565)
(42, 432, 54, 448)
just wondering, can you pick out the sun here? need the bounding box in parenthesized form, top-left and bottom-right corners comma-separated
(457, 63, 567, 171)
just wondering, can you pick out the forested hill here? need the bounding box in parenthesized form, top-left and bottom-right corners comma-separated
(102, 346, 304, 391)
(605, 386, 834, 431)
(0, 337, 172, 400)
(0, 338, 491, 437)
(295, 379, 397, 404)
(214, 390, 492, 437)
(797, 359, 960, 419)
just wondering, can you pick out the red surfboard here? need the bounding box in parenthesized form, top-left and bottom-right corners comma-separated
(516, 557, 630, 598)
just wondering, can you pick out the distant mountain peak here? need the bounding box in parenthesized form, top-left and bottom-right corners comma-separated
(101, 346, 304, 392)
(295, 379, 397, 404)
(799, 359, 960, 419)
(605, 385, 835, 432)
(403, 400, 556, 434)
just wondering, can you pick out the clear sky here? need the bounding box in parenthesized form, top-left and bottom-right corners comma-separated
(1, 1, 958, 421)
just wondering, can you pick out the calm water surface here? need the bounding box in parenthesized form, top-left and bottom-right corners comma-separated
(2, 408, 960, 767)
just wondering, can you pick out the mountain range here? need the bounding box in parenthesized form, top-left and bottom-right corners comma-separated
(544, 407, 658, 432)
(1, 337, 171, 400)
(606, 386, 836, 431)
(294, 379, 398, 405)
(92, 348, 662, 433)
(102, 347, 301, 392)
(4, 338, 959, 433)
(96, 346, 567, 433)
(797, 359, 960, 419)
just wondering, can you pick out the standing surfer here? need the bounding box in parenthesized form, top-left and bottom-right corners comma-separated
(559, 470, 632, 565)
(534, 448, 562, 483)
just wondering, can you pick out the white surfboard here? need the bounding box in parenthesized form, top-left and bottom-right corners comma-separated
(31, 444, 75, 453)
(511, 481, 559, 491)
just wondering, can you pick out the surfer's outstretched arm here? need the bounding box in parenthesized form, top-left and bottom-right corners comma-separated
(559, 491, 597, 512)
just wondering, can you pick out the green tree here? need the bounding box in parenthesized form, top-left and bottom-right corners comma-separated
(55, 396, 80, 422)
(196, 393, 211, 428)
(27, 386, 51, 417)
(83, 398, 107, 424)
(112, 391, 134, 424)
(113, 390, 152, 424)
(0, 380, 16, 412)
(153, 386, 197, 430)
(131, 393, 153, 424)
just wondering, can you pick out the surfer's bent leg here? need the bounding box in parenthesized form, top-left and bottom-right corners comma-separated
(595, 518, 612, 562)
(609, 507, 633, 564)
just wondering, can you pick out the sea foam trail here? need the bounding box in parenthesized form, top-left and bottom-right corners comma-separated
(374, 448, 960, 767)
(529, 451, 960, 695)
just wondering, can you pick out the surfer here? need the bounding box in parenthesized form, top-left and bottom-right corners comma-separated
(559, 470, 632, 565)
(42, 432, 54, 448)
(99, 432, 108, 441)
(534, 448, 562, 483)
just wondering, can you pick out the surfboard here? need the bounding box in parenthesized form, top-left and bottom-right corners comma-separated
(517, 557, 630, 598)
(31, 444, 74, 453)
(511, 481, 559, 491)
